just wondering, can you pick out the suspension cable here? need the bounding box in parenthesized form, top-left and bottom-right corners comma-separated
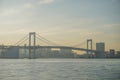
(14, 34, 28, 45)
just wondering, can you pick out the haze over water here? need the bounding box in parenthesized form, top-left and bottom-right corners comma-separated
(0, 59, 120, 80)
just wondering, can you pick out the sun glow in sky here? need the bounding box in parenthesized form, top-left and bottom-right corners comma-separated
(0, 0, 120, 51)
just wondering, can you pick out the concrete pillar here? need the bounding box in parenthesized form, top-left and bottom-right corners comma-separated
(87, 39, 92, 57)
(29, 32, 36, 59)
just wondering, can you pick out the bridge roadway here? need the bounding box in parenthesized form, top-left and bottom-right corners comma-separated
(0, 45, 96, 52)
(21, 46, 96, 52)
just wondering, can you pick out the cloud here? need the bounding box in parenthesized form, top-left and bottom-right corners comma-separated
(38, 0, 55, 4)
(104, 24, 120, 28)
(24, 0, 55, 9)
(0, 0, 56, 17)
(24, 3, 34, 9)
(0, 8, 19, 16)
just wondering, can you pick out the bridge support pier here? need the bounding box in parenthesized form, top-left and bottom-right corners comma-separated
(29, 32, 36, 59)
(87, 39, 92, 57)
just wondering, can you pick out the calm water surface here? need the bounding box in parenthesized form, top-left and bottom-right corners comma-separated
(0, 59, 120, 80)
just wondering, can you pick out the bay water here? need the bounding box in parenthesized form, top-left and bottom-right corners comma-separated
(0, 59, 120, 80)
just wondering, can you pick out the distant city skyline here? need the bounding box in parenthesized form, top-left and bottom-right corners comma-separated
(0, 0, 120, 51)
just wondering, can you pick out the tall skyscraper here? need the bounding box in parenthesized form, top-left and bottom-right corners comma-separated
(96, 42, 105, 58)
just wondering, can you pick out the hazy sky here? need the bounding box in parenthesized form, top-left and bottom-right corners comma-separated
(0, 0, 120, 51)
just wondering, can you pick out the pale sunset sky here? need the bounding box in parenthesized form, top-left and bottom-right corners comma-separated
(0, 0, 120, 51)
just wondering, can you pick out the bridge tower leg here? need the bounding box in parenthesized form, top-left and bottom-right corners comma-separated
(87, 39, 92, 57)
(29, 32, 36, 59)
(24, 44, 27, 58)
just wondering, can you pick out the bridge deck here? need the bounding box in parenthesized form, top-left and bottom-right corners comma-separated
(0, 45, 96, 52)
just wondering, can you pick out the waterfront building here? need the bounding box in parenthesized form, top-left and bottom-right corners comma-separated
(96, 42, 105, 58)
(3, 46, 19, 58)
(110, 49, 115, 58)
(116, 51, 120, 58)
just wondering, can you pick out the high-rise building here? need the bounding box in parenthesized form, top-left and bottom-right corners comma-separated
(116, 51, 120, 58)
(59, 48, 74, 58)
(96, 42, 105, 58)
(96, 42, 105, 52)
(110, 49, 115, 58)
(3, 46, 19, 58)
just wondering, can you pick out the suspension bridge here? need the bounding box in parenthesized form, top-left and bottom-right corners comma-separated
(0, 32, 99, 58)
